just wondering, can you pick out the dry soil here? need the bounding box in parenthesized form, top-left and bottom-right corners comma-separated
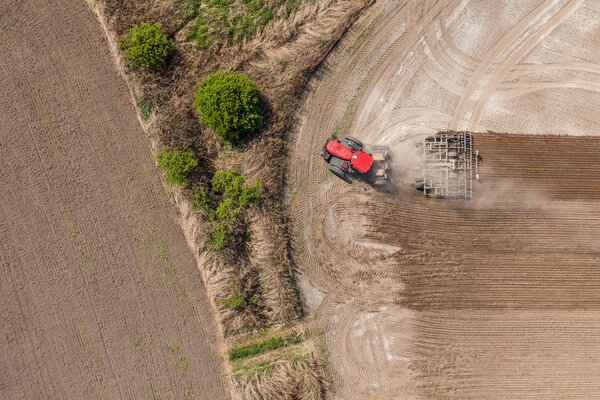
(0, 0, 227, 399)
(290, 0, 600, 398)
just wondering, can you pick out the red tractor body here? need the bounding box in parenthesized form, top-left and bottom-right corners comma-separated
(321, 135, 389, 185)
(325, 140, 374, 173)
(350, 151, 374, 173)
(325, 140, 353, 160)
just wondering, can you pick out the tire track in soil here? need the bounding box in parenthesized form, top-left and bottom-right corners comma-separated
(468, 0, 582, 130)
(289, 0, 600, 398)
(0, 0, 228, 399)
(449, 0, 566, 131)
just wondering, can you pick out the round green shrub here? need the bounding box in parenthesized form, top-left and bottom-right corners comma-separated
(193, 71, 263, 143)
(157, 147, 198, 187)
(119, 22, 174, 70)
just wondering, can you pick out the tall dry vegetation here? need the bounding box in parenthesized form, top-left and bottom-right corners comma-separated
(95, 0, 372, 397)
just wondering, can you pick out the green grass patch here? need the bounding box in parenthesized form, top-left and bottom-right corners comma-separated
(187, 0, 304, 50)
(135, 95, 152, 121)
(228, 331, 304, 361)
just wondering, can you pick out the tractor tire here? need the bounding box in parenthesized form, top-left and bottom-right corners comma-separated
(329, 164, 352, 184)
(415, 178, 424, 191)
(345, 135, 364, 149)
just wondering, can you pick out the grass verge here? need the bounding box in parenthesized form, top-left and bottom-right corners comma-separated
(187, 0, 304, 50)
(91, 0, 372, 397)
(228, 331, 304, 361)
(232, 351, 327, 399)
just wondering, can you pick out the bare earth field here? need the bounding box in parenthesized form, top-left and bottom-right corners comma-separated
(290, 0, 600, 399)
(0, 1, 227, 399)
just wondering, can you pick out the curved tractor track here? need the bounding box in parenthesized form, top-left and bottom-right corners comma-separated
(290, 0, 600, 399)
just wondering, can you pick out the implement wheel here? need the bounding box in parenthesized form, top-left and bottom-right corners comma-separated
(415, 178, 424, 191)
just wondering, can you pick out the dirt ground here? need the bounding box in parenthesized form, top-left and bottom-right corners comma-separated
(0, 0, 227, 399)
(290, 0, 600, 398)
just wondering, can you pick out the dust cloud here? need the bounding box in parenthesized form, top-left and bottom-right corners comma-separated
(386, 135, 427, 187)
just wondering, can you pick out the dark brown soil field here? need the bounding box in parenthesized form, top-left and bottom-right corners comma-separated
(290, 0, 600, 398)
(0, 0, 227, 399)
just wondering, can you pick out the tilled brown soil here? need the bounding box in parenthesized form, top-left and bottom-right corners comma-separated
(0, 0, 227, 399)
(290, 0, 600, 398)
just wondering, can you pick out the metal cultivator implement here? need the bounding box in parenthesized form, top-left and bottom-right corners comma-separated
(415, 132, 479, 199)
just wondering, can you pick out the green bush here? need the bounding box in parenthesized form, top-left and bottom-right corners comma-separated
(207, 222, 228, 251)
(193, 71, 263, 143)
(119, 22, 174, 70)
(193, 169, 261, 250)
(192, 187, 212, 210)
(157, 147, 198, 187)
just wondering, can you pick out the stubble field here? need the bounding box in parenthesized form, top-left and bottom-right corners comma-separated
(290, 0, 600, 398)
(0, 0, 227, 399)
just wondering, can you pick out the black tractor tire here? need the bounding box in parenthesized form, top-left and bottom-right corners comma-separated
(415, 178, 424, 191)
(329, 164, 352, 184)
(345, 135, 364, 150)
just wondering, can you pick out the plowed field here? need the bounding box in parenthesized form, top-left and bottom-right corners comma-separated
(290, 0, 600, 398)
(0, 0, 227, 399)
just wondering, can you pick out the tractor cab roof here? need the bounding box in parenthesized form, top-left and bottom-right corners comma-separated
(351, 151, 373, 173)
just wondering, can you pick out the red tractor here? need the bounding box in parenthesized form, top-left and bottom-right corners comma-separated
(321, 135, 390, 185)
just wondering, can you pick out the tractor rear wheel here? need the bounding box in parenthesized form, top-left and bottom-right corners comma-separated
(329, 164, 352, 184)
(345, 135, 364, 150)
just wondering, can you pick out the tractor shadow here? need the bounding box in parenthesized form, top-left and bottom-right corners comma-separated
(354, 171, 400, 194)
